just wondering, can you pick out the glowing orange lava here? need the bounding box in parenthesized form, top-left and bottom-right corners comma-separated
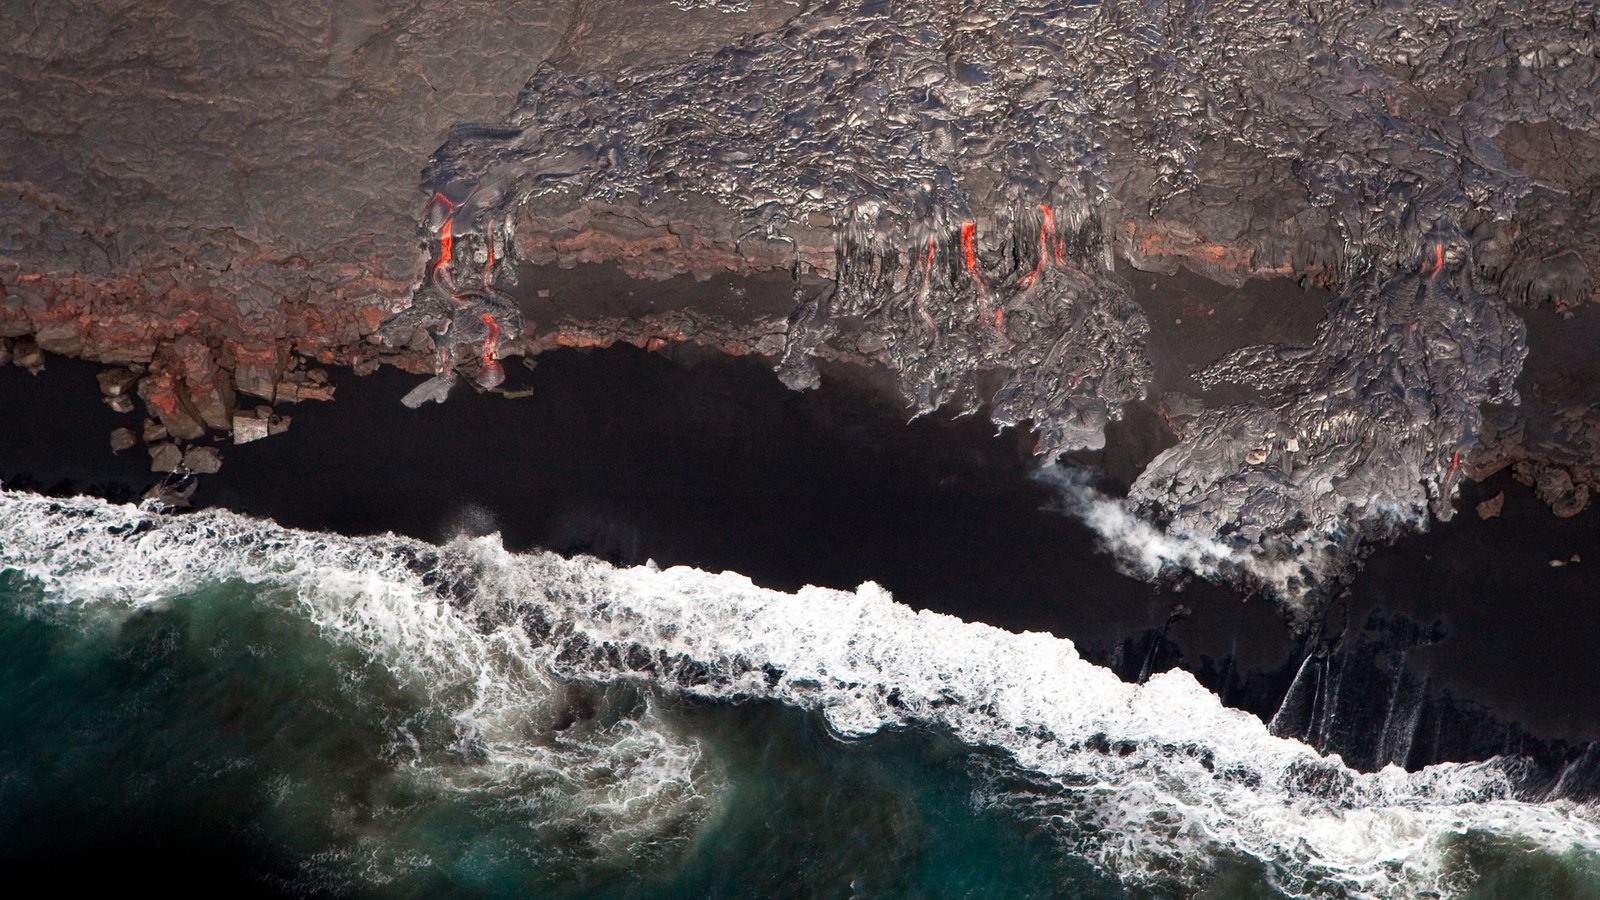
(1423, 242, 1444, 276)
(480, 312, 501, 366)
(428, 216, 454, 278)
(960, 221, 978, 273)
(1018, 203, 1059, 291)
(958, 220, 1001, 330)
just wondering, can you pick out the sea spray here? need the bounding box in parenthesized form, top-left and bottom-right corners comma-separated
(3, 488, 1599, 897)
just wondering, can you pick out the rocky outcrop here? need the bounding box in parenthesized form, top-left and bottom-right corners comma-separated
(0, 0, 580, 452)
(385, 0, 1597, 599)
(4, 0, 1600, 600)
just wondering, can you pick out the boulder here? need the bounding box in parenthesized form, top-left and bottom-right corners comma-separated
(1475, 492, 1505, 520)
(183, 446, 223, 474)
(137, 371, 208, 442)
(12, 338, 43, 372)
(96, 367, 140, 397)
(142, 479, 197, 510)
(148, 441, 183, 473)
(232, 407, 291, 444)
(232, 412, 269, 444)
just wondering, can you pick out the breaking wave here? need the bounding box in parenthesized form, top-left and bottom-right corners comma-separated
(3, 487, 1598, 897)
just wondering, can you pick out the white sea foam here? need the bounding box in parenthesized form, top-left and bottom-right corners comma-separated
(0, 490, 717, 876)
(2, 488, 1596, 897)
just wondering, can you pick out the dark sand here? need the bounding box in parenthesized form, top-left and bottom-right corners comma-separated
(4, 264, 1599, 773)
(4, 340, 1599, 763)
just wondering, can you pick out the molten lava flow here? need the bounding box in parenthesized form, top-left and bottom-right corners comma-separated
(1422, 242, 1444, 276)
(1018, 203, 1060, 292)
(429, 216, 457, 292)
(476, 312, 506, 389)
(959, 220, 1001, 329)
(480, 312, 500, 365)
(1043, 204, 1061, 262)
(483, 218, 496, 286)
(437, 218, 454, 269)
(1448, 449, 1460, 477)
(425, 192, 460, 287)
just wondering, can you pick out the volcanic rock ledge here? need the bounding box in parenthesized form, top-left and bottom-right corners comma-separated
(377, 0, 1600, 598)
(4, 0, 1600, 598)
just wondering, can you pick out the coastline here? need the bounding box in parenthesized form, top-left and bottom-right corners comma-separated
(5, 345, 1598, 780)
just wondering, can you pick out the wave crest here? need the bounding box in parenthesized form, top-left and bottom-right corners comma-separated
(2, 488, 1596, 897)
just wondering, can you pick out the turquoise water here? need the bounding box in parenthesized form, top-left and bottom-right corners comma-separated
(3, 491, 1600, 898)
(0, 571, 1120, 898)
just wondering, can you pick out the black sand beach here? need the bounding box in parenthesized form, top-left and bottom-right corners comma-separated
(4, 335, 1598, 778)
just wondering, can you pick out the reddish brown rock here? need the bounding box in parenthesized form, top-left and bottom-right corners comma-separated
(229, 341, 291, 403)
(137, 371, 208, 443)
(141, 418, 168, 445)
(168, 336, 235, 431)
(1476, 492, 1505, 520)
(11, 338, 44, 373)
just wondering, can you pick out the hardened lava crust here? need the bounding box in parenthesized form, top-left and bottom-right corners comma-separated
(4, 0, 1599, 597)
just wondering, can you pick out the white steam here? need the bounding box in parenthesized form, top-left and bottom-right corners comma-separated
(1033, 465, 1318, 606)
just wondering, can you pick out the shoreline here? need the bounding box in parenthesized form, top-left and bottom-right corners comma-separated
(4, 345, 1599, 783)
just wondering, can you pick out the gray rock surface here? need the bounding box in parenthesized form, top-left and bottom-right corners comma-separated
(3, 0, 1599, 600)
(147, 441, 182, 473)
(182, 446, 223, 475)
(0, 0, 577, 382)
(389, 0, 1596, 597)
(108, 427, 137, 454)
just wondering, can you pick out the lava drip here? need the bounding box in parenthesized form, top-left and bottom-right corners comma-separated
(427, 191, 458, 291)
(1016, 203, 1063, 293)
(482, 218, 497, 288)
(476, 312, 504, 389)
(960, 221, 1001, 329)
(376, 191, 525, 407)
(780, 195, 1151, 460)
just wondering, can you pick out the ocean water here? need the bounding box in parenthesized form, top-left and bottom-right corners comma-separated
(3, 488, 1599, 899)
